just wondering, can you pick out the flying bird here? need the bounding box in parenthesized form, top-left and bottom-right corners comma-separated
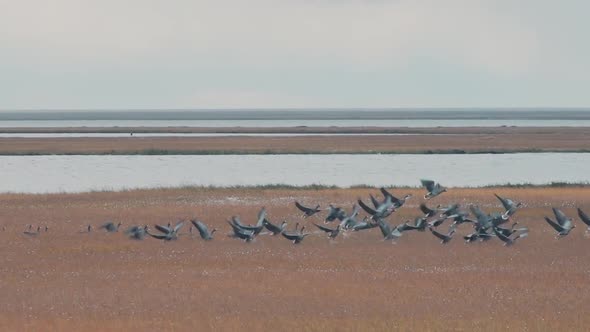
(295, 202, 321, 218)
(421, 179, 447, 199)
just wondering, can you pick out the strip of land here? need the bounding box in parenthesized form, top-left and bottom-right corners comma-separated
(0, 186, 589, 331)
(0, 127, 589, 154)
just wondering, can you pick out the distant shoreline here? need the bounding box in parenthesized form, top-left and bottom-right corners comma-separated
(0, 126, 588, 155)
(0, 125, 588, 134)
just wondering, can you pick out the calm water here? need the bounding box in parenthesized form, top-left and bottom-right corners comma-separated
(0, 153, 587, 193)
(1, 119, 590, 128)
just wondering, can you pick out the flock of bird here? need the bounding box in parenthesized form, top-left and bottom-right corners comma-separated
(22, 179, 590, 245)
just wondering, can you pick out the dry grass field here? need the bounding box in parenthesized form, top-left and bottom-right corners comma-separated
(1, 127, 589, 155)
(1, 186, 590, 331)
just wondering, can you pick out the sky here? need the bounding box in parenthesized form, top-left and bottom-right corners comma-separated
(0, 0, 588, 109)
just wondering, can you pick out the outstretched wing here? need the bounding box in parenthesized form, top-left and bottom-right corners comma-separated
(295, 202, 313, 213)
(578, 208, 590, 227)
(544, 217, 564, 232)
(380, 188, 399, 202)
(191, 220, 209, 238)
(494, 193, 513, 211)
(553, 208, 572, 227)
(313, 223, 335, 233)
(493, 227, 511, 243)
(257, 207, 267, 226)
(420, 179, 435, 192)
(369, 194, 381, 209)
(419, 203, 436, 217)
(358, 199, 377, 215)
(429, 227, 447, 241)
(173, 221, 184, 233)
(155, 224, 171, 234)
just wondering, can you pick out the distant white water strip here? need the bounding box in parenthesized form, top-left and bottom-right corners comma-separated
(0, 153, 587, 193)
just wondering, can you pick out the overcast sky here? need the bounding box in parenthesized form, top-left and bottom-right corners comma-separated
(0, 0, 588, 109)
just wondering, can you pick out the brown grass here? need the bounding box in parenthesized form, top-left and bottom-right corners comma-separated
(1, 127, 590, 154)
(1, 187, 590, 331)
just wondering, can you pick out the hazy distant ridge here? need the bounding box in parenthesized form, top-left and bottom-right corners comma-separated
(1, 109, 589, 121)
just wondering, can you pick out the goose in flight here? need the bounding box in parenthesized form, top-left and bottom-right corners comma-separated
(544, 207, 575, 238)
(400, 217, 428, 232)
(494, 193, 523, 218)
(494, 222, 528, 238)
(313, 223, 341, 239)
(149, 221, 184, 241)
(227, 220, 256, 242)
(352, 217, 378, 231)
(379, 187, 412, 209)
(263, 219, 287, 235)
(339, 204, 362, 229)
(190, 220, 216, 240)
(438, 204, 460, 218)
(230, 207, 267, 235)
(358, 196, 395, 221)
(324, 204, 347, 223)
(429, 226, 455, 244)
(295, 202, 321, 218)
(281, 225, 310, 244)
(376, 219, 403, 240)
(421, 179, 447, 200)
(419, 203, 437, 218)
(493, 226, 528, 246)
(464, 228, 494, 243)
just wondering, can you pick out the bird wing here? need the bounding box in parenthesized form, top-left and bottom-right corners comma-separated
(173, 221, 184, 233)
(552, 208, 569, 226)
(192, 220, 209, 238)
(257, 207, 267, 226)
(281, 232, 300, 241)
(148, 232, 168, 240)
(358, 199, 377, 215)
(350, 204, 360, 218)
(227, 220, 244, 234)
(313, 222, 334, 233)
(494, 193, 513, 211)
(429, 228, 447, 241)
(380, 188, 400, 203)
(263, 219, 281, 233)
(369, 194, 381, 209)
(295, 202, 313, 214)
(154, 224, 171, 234)
(544, 217, 564, 232)
(578, 208, 590, 227)
(419, 203, 435, 217)
(377, 220, 392, 238)
(420, 179, 435, 192)
(493, 227, 511, 243)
